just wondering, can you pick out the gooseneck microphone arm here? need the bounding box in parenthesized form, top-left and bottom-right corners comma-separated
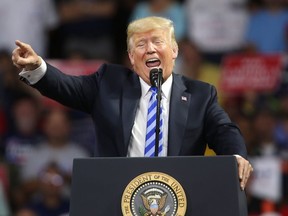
(149, 68, 163, 157)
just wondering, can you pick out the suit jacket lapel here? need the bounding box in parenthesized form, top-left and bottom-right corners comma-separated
(168, 74, 191, 155)
(121, 74, 141, 155)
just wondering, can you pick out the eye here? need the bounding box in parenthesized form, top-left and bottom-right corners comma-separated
(136, 41, 145, 47)
(154, 39, 163, 45)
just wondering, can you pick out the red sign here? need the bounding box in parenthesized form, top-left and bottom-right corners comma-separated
(219, 54, 283, 94)
(47, 59, 104, 75)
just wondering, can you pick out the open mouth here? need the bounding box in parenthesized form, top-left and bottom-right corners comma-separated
(146, 58, 161, 68)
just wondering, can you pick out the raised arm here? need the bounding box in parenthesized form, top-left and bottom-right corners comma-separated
(12, 40, 99, 113)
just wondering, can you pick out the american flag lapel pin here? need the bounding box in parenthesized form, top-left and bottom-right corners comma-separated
(181, 96, 188, 102)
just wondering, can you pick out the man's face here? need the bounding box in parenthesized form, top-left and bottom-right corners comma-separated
(128, 28, 178, 85)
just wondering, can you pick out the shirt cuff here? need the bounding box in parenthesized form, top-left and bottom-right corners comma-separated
(19, 57, 47, 85)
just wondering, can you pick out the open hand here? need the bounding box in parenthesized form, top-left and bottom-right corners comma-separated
(12, 40, 41, 71)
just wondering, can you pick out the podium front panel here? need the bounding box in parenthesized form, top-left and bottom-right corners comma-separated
(70, 156, 247, 216)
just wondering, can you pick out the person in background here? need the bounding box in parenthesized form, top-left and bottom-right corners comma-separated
(250, 108, 279, 156)
(130, 0, 186, 42)
(51, 0, 117, 61)
(273, 90, 288, 157)
(4, 95, 43, 166)
(25, 163, 69, 216)
(21, 109, 89, 182)
(0, 50, 36, 136)
(185, 0, 248, 64)
(2, 95, 43, 213)
(0, 0, 58, 57)
(174, 39, 222, 101)
(15, 208, 38, 216)
(15, 163, 69, 216)
(244, 0, 288, 53)
(0, 180, 10, 216)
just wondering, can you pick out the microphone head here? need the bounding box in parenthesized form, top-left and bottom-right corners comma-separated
(149, 68, 163, 87)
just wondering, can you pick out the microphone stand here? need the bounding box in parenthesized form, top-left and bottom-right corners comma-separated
(154, 69, 163, 157)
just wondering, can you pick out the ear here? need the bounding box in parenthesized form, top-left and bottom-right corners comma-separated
(172, 46, 178, 59)
(128, 51, 135, 66)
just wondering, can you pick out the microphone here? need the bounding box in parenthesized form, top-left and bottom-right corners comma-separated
(149, 68, 163, 88)
(149, 68, 163, 157)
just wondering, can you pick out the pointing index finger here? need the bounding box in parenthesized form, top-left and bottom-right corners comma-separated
(15, 40, 29, 50)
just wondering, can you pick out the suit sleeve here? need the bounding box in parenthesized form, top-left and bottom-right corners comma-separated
(204, 86, 247, 158)
(32, 62, 106, 113)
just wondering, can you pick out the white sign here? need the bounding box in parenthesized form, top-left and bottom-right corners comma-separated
(248, 157, 282, 202)
(186, 0, 248, 52)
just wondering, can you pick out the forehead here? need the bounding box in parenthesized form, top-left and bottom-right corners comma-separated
(132, 28, 169, 42)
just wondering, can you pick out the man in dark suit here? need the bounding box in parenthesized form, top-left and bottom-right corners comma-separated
(12, 16, 253, 190)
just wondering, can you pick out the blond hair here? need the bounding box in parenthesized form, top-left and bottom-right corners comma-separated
(127, 16, 178, 52)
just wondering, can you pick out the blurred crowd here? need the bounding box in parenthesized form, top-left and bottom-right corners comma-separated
(1, 0, 288, 215)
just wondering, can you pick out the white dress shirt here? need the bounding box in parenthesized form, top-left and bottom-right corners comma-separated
(19, 58, 47, 84)
(127, 75, 172, 157)
(19, 61, 173, 157)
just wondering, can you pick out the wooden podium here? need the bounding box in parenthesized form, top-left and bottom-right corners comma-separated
(69, 156, 248, 216)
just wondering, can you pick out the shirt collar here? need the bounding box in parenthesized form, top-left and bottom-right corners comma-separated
(139, 74, 173, 100)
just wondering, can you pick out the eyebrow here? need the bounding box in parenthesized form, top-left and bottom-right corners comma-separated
(135, 36, 163, 43)
(135, 38, 146, 43)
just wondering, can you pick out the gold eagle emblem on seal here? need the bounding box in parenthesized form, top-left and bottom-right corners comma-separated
(121, 172, 187, 216)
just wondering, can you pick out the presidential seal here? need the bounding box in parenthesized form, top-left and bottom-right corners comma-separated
(121, 172, 187, 216)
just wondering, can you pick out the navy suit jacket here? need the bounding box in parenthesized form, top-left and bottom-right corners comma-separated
(33, 63, 247, 158)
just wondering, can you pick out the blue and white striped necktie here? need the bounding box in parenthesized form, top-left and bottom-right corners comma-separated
(144, 87, 163, 157)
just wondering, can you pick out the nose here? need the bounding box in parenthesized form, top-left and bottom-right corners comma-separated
(146, 42, 156, 54)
